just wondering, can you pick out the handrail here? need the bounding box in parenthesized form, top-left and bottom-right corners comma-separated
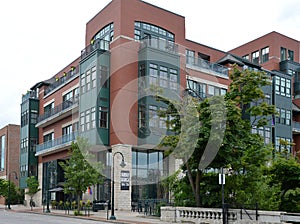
(36, 132, 78, 153)
(186, 56, 228, 77)
(37, 97, 78, 123)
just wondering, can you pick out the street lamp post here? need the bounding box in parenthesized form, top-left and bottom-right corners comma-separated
(7, 171, 18, 209)
(109, 151, 126, 220)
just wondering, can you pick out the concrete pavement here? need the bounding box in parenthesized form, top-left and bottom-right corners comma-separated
(0, 204, 172, 224)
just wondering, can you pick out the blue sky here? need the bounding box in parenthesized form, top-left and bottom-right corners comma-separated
(0, 0, 299, 127)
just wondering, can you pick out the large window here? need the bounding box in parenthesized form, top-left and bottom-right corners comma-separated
(43, 132, 54, 143)
(92, 23, 114, 42)
(275, 107, 291, 125)
(281, 47, 287, 61)
(131, 149, 168, 201)
(62, 125, 72, 136)
(148, 63, 178, 90)
(186, 49, 195, 64)
(21, 110, 29, 127)
(275, 137, 292, 153)
(275, 76, 291, 97)
(0, 135, 5, 171)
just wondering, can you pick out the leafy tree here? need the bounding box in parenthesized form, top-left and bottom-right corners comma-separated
(0, 178, 24, 205)
(267, 154, 300, 212)
(160, 66, 276, 207)
(59, 137, 103, 215)
(26, 176, 40, 210)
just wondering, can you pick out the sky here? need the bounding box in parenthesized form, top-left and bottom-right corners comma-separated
(0, 0, 299, 128)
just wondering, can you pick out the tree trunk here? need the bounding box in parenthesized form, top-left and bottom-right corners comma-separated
(195, 169, 202, 207)
(77, 193, 81, 214)
(185, 162, 196, 197)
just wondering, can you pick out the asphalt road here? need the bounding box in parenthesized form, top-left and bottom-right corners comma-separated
(0, 209, 109, 224)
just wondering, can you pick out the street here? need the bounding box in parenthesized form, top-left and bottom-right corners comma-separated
(0, 209, 109, 224)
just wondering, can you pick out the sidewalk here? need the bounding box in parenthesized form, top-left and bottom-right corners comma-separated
(0, 204, 171, 224)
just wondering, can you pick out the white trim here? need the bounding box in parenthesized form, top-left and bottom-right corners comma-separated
(62, 121, 73, 128)
(43, 129, 54, 136)
(43, 99, 55, 108)
(111, 35, 135, 44)
(62, 84, 79, 96)
(186, 75, 228, 89)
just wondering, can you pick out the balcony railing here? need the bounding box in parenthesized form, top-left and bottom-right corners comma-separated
(81, 39, 110, 59)
(22, 90, 38, 102)
(37, 97, 78, 123)
(36, 132, 78, 154)
(140, 38, 178, 55)
(44, 65, 79, 96)
(186, 56, 228, 77)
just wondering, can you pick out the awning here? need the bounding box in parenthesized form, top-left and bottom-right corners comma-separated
(49, 187, 64, 192)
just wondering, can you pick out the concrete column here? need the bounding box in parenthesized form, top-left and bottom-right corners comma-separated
(111, 144, 132, 211)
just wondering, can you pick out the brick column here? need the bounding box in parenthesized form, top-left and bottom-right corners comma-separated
(111, 144, 132, 211)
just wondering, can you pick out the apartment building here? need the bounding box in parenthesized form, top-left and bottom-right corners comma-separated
(0, 124, 20, 205)
(20, 0, 299, 209)
(229, 31, 300, 156)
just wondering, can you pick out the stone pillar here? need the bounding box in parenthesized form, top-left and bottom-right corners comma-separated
(111, 144, 132, 210)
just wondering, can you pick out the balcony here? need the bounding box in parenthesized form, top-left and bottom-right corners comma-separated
(140, 38, 178, 55)
(293, 121, 300, 133)
(186, 56, 228, 78)
(35, 132, 78, 156)
(22, 90, 38, 102)
(44, 65, 79, 96)
(36, 97, 78, 128)
(81, 39, 110, 60)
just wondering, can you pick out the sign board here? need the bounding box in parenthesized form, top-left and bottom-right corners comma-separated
(219, 173, 225, 185)
(120, 170, 130, 190)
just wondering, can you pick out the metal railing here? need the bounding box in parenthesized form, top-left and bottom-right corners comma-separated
(186, 56, 228, 77)
(44, 65, 79, 96)
(37, 97, 78, 123)
(22, 90, 38, 102)
(36, 132, 78, 153)
(140, 38, 178, 55)
(81, 39, 110, 59)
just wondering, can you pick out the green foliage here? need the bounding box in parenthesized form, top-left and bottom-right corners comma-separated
(26, 176, 40, 199)
(59, 137, 104, 214)
(161, 67, 277, 208)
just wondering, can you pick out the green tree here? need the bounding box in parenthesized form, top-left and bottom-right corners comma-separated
(161, 67, 276, 207)
(59, 137, 103, 215)
(267, 154, 300, 212)
(26, 176, 40, 210)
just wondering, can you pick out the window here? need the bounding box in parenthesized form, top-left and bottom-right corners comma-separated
(261, 47, 269, 63)
(159, 66, 168, 88)
(85, 109, 91, 130)
(159, 108, 167, 129)
(99, 65, 109, 88)
(149, 105, 158, 127)
(186, 49, 195, 64)
(251, 51, 259, 64)
(62, 125, 72, 136)
(286, 79, 291, 97)
(139, 104, 146, 128)
(149, 64, 158, 85)
(275, 137, 292, 153)
(0, 136, 5, 171)
(30, 110, 38, 124)
(30, 138, 37, 152)
(280, 78, 286, 96)
(288, 50, 294, 61)
(275, 76, 291, 98)
(21, 110, 29, 127)
(276, 107, 291, 125)
(92, 23, 114, 43)
(86, 70, 91, 91)
(91, 107, 96, 129)
(99, 106, 108, 128)
(169, 69, 178, 90)
(21, 138, 28, 153)
(80, 112, 85, 132)
(242, 54, 249, 60)
(81, 73, 86, 93)
(44, 102, 54, 115)
(275, 77, 280, 95)
(92, 66, 96, 88)
(280, 47, 287, 61)
(63, 90, 73, 102)
(43, 132, 54, 142)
